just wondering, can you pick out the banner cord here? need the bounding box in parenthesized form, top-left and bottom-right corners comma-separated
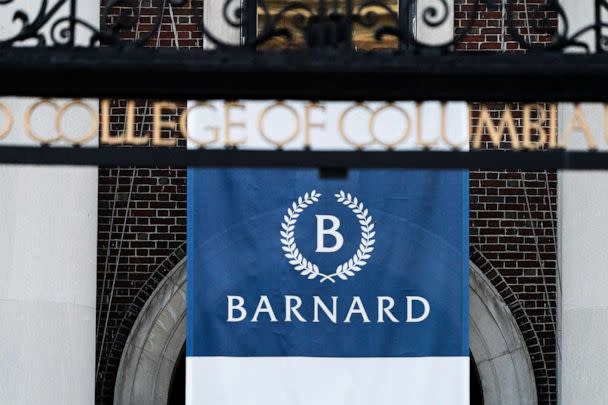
(96, 0, 180, 384)
(520, 170, 562, 375)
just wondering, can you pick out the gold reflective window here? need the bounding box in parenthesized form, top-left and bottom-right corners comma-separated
(258, 0, 399, 50)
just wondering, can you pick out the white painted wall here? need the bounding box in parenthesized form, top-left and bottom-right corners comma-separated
(559, 167, 608, 405)
(0, 2, 98, 405)
(416, 0, 454, 46)
(558, 1, 608, 404)
(203, 0, 241, 49)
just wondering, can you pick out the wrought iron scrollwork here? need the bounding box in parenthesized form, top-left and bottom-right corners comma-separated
(0, 0, 72, 47)
(0, 0, 607, 52)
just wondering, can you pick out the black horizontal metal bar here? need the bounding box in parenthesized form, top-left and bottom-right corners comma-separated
(1, 145, 608, 170)
(1, 47, 608, 101)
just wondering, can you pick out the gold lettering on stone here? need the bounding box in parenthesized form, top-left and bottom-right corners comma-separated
(472, 104, 521, 150)
(179, 102, 220, 147)
(0, 101, 14, 140)
(152, 101, 178, 147)
(224, 101, 247, 147)
(416, 102, 438, 148)
(258, 101, 300, 148)
(55, 99, 98, 145)
(24, 99, 60, 144)
(304, 102, 326, 148)
(339, 102, 374, 149)
(522, 103, 548, 150)
(561, 103, 597, 150)
(370, 102, 411, 149)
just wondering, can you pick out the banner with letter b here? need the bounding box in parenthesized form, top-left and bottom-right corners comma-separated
(187, 169, 469, 405)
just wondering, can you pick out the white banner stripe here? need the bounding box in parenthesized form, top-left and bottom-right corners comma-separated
(187, 356, 469, 405)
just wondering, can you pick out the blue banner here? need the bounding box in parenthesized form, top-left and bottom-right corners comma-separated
(187, 169, 468, 404)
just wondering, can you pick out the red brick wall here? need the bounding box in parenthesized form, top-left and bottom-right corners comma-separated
(95, 1, 201, 402)
(96, 2, 558, 404)
(100, 0, 203, 48)
(456, 2, 558, 403)
(96, 101, 187, 403)
(455, 0, 558, 52)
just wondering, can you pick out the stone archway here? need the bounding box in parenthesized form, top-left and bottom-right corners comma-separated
(115, 260, 537, 405)
(114, 259, 186, 405)
(470, 262, 538, 405)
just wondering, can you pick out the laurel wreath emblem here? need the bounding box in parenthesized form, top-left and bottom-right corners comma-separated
(280, 190, 375, 284)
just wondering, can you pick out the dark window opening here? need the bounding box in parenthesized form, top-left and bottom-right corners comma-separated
(471, 353, 484, 405)
(168, 345, 186, 405)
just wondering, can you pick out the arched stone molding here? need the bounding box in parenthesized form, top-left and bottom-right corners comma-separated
(470, 261, 538, 405)
(100, 243, 186, 400)
(114, 258, 186, 405)
(114, 258, 538, 405)
(471, 245, 551, 402)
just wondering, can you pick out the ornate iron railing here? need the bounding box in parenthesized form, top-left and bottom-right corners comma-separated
(0, 0, 606, 52)
(3, 1, 608, 169)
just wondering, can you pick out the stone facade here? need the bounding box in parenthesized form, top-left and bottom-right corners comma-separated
(96, 1, 558, 404)
(456, 2, 559, 402)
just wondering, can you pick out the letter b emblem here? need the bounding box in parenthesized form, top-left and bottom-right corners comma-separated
(315, 215, 344, 253)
